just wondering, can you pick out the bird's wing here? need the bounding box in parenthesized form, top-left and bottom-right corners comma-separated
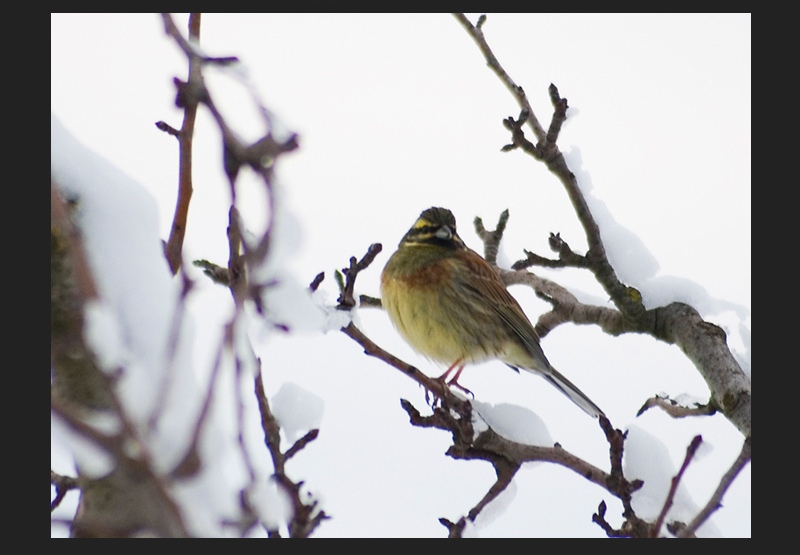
(456, 249, 605, 418)
(454, 249, 551, 370)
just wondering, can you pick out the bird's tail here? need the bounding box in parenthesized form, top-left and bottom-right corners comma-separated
(540, 367, 605, 418)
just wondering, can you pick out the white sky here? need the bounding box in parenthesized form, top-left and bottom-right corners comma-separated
(51, 14, 750, 537)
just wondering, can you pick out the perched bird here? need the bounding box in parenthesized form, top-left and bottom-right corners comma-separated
(381, 207, 604, 418)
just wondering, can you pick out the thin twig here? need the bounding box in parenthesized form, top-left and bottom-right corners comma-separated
(342, 323, 449, 400)
(652, 435, 703, 537)
(148, 268, 194, 433)
(336, 243, 382, 310)
(161, 13, 201, 275)
(160, 12, 298, 287)
(452, 14, 546, 143)
(677, 438, 751, 537)
(637, 395, 718, 418)
(169, 320, 232, 479)
(51, 470, 79, 512)
(473, 209, 508, 265)
(254, 367, 327, 537)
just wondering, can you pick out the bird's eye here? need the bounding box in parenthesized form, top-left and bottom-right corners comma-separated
(435, 226, 452, 240)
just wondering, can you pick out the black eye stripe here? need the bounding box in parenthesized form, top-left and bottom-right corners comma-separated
(407, 227, 436, 238)
(402, 226, 465, 250)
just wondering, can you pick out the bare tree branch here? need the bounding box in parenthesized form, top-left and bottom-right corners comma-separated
(255, 368, 327, 538)
(160, 12, 298, 283)
(159, 13, 201, 275)
(52, 180, 189, 537)
(454, 14, 750, 439)
(452, 14, 546, 144)
(51, 470, 79, 512)
(677, 437, 751, 538)
(652, 435, 703, 537)
(637, 395, 717, 418)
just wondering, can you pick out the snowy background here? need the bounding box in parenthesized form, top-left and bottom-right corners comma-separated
(51, 14, 750, 537)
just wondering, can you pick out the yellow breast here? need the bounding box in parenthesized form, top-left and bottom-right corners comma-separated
(381, 246, 502, 366)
